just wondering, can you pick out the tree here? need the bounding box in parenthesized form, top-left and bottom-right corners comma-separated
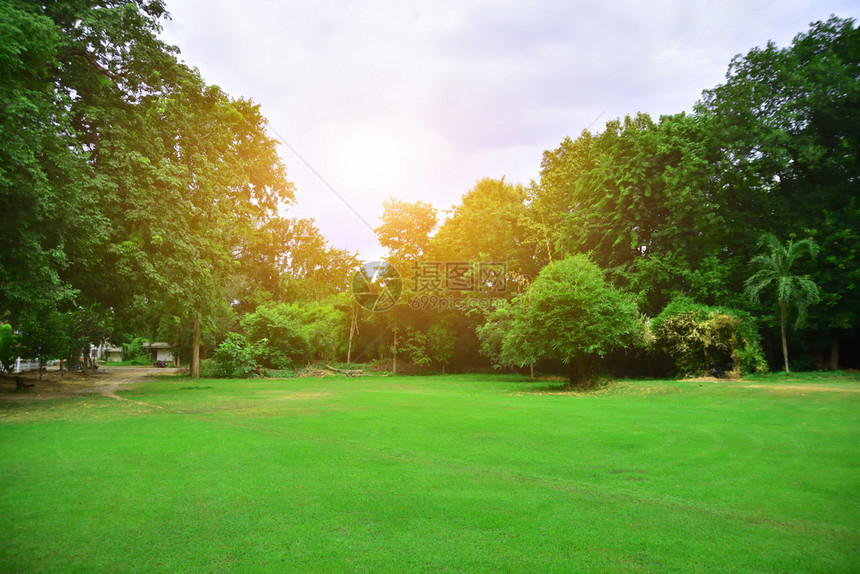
(376, 197, 437, 269)
(428, 178, 537, 279)
(525, 112, 739, 316)
(744, 234, 820, 374)
(1, 1, 296, 378)
(699, 16, 860, 366)
(275, 218, 360, 304)
(400, 321, 456, 373)
(0, 324, 20, 375)
(476, 300, 516, 370)
(0, 2, 100, 329)
(499, 255, 643, 387)
(374, 198, 438, 373)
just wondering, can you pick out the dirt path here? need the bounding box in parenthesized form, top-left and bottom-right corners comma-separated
(0, 366, 180, 403)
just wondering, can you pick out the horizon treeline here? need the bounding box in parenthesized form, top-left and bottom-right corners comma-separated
(1, 3, 857, 378)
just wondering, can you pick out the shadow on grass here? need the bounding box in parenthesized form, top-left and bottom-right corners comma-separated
(518, 377, 613, 395)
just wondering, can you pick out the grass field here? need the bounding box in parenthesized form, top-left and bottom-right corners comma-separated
(1, 371, 858, 572)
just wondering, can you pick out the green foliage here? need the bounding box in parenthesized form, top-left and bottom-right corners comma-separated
(700, 16, 859, 347)
(499, 255, 642, 385)
(123, 337, 150, 362)
(476, 301, 516, 370)
(745, 233, 820, 373)
(517, 16, 859, 367)
(0, 324, 20, 374)
(3, 8, 858, 376)
(0, 0, 297, 376)
(428, 177, 539, 280)
(241, 305, 310, 369)
(376, 197, 437, 271)
(745, 234, 820, 329)
(401, 327, 432, 368)
(211, 332, 267, 378)
(240, 300, 348, 368)
(0, 2, 96, 325)
(400, 323, 456, 372)
(273, 219, 361, 305)
(298, 300, 350, 363)
(653, 298, 767, 377)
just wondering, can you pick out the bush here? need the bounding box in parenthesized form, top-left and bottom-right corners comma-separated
(103, 356, 152, 367)
(123, 337, 150, 363)
(241, 305, 311, 369)
(211, 333, 268, 378)
(653, 298, 768, 377)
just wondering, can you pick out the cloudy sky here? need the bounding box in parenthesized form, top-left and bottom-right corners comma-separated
(159, 0, 857, 261)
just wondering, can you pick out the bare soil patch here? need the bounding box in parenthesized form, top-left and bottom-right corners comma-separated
(0, 366, 179, 403)
(683, 376, 729, 383)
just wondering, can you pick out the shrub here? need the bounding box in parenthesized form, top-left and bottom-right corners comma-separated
(653, 298, 768, 377)
(211, 332, 268, 378)
(122, 337, 150, 364)
(241, 305, 311, 369)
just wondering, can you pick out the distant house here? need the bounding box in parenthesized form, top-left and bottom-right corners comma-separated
(91, 342, 123, 363)
(146, 342, 174, 364)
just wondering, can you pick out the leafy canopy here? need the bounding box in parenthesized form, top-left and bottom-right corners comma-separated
(494, 255, 643, 384)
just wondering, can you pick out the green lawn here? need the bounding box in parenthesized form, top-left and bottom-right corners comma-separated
(1, 372, 858, 572)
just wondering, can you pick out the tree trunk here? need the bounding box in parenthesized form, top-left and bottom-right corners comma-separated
(568, 357, 587, 389)
(567, 361, 575, 390)
(392, 326, 397, 375)
(347, 307, 358, 363)
(191, 317, 200, 379)
(174, 323, 182, 368)
(39, 357, 43, 380)
(391, 311, 398, 375)
(780, 301, 790, 374)
(830, 332, 839, 371)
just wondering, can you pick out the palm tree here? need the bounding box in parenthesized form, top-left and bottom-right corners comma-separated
(744, 233, 820, 374)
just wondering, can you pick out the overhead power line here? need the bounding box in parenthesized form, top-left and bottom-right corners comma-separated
(267, 125, 376, 233)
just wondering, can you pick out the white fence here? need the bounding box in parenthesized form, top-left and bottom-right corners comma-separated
(16, 359, 41, 372)
(0, 358, 42, 373)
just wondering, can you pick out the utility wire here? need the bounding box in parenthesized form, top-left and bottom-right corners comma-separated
(585, 107, 610, 131)
(267, 125, 376, 233)
(270, 111, 607, 235)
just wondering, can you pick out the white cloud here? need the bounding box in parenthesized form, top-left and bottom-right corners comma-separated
(160, 0, 859, 260)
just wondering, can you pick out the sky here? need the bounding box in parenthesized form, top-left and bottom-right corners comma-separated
(159, 0, 858, 261)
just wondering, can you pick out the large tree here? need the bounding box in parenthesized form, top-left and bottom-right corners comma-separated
(1, 1, 298, 377)
(699, 16, 859, 366)
(429, 177, 537, 281)
(0, 2, 101, 328)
